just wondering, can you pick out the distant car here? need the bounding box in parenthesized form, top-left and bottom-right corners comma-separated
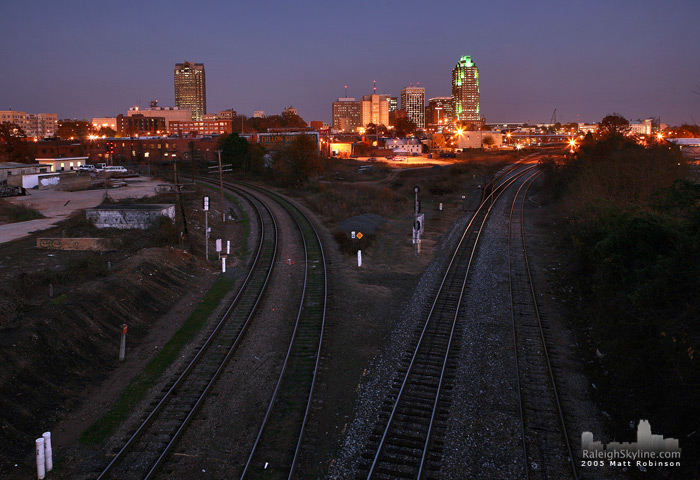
(77, 164, 95, 172)
(394, 156, 406, 161)
(349, 155, 358, 159)
(95, 163, 107, 172)
(104, 166, 128, 173)
(367, 157, 377, 162)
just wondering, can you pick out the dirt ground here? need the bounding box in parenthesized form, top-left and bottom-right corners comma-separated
(0, 179, 241, 478)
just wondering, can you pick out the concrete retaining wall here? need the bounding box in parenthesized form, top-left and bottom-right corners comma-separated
(86, 204, 176, 229)
(37, 238, 120, 251)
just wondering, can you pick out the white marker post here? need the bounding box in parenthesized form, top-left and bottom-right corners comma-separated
(216, 239, 222, 259)
(203, 196, 210, 261)
(358, 250, 362, 267)
(42, 432, 52, 472)
(226, 240, 230, 255)
(35, 438, 45, 480)
(222, 257, 226, 273)
(119, 324, 127, 361)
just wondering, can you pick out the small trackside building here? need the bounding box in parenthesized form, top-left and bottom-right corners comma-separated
(36, 157, 88, 172)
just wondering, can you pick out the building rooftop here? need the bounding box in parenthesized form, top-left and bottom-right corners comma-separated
(667, 138, 700, 146)
(0, 162, 41, 170)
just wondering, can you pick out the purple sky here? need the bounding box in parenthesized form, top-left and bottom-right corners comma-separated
(2, 0, 699, 126)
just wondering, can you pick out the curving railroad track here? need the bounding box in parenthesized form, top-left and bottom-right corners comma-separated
(92, 178, 327, 480)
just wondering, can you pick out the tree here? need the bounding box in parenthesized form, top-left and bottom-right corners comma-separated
(280, 110, 308, 128)
(393, 117, 417, 137)
(218, 133, 249, 170)
(364, 123, 387, 135)
(273, 134, 322, 185)
(598, 113, 630, 138)
(0, 122, 32, 162)
(248, 143, 267, 175)
(97, 126, 116, 137)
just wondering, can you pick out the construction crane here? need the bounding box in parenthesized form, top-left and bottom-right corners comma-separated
(550, 108, 557, 125)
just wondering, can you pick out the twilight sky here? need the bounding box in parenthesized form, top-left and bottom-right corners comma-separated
(2, 0, 699, 126)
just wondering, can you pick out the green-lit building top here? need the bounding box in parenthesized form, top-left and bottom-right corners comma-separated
(452, 55, 480, 122)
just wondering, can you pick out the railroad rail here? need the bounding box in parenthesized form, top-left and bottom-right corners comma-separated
(507, 171, 578, 479)
(95, 187, 278, 480)
(231, 182, 328, 479)
(360, 164, 538, 479)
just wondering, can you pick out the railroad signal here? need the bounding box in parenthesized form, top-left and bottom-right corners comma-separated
(203, 196, 210, 211)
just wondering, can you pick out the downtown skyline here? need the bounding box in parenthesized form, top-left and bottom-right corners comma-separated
(2, 0, 699, 126)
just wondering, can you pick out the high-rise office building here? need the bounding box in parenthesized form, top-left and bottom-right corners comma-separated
(174, 61, 206, 121)
(452, 55, 480, 122)
(360, 94, 390, 127)
(427, 97, 454, 126)
(401, 86, 425, 129)
(332, 97, 362, 132)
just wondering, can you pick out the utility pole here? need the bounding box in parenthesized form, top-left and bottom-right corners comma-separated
(216, 149, 226, 222)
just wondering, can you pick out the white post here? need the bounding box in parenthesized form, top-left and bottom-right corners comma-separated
(222, 257, 226, 273)
(35, 438, 45, 480)
(119, 324, 127, 362)
(42, 432, 52, 472)
(439, 202, 443, 211)
(357, 250, 362, 267)
(216, 239, 222, 259)
(203, 196, 210, 261)
(226, 240, 230, 255)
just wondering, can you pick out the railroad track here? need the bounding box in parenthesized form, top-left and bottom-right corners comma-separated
(225, 182, 328, 479)
(94, 184, 278, 479)
(359, 164, 537, 479)
(507, 171, 578, 479)
(93, 176, 329, 479)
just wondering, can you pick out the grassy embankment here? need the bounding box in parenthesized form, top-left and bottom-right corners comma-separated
(0, 199, 44, 223)
(540, 135, 698, 474)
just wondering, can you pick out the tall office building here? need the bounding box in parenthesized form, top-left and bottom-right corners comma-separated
(401, 86, 426, 128)
(332, 97, 362, 132)
(427, 97, 454, 126)
(174, 61, 206, 121)
(360, 94, 390, 127)
(452, 55, 480, 122)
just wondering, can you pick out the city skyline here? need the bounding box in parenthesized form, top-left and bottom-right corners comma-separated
(2, 0, 699, 125)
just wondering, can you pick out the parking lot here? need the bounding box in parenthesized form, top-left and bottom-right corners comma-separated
(0, 176, 162, 244)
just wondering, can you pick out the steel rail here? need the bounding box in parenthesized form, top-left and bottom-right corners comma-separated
(97, 185, 278, 480)
(508, 170, 578, 480)
(366, 164, 538, 478)
(228, 182, 328, 480)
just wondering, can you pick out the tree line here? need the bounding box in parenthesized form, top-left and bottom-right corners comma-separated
(540, 115, 699, 474)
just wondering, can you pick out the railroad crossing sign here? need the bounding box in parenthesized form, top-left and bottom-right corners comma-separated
(356, 232, 363, 239)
